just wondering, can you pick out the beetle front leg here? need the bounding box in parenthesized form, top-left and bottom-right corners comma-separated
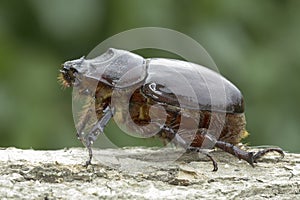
(84, 106, 114, 166)
(76, 99, 94, 139)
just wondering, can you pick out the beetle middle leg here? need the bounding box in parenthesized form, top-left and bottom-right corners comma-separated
(186, 146, 218, 171)
(162, 125, 219, 171)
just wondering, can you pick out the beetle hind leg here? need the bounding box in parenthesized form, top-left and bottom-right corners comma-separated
(215, 141, 284, 167)
(252, 147, 284, 163)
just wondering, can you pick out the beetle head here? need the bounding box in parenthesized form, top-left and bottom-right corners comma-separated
(58, 56, 85, 88)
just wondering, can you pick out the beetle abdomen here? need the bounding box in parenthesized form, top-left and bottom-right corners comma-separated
(125, 87, 248, 146)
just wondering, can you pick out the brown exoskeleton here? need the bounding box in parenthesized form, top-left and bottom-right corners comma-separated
(59, 48, 284, 171)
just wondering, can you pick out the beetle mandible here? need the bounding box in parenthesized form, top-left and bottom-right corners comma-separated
(58, 48, 284, 171)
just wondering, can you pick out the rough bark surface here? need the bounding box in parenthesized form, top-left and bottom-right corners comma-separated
(0, 147, 299, 199)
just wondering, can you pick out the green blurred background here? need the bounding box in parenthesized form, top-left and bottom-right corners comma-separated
(0, 0, 299, 152)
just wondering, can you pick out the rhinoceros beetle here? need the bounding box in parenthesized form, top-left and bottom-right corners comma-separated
(59, 48, 284, 171)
